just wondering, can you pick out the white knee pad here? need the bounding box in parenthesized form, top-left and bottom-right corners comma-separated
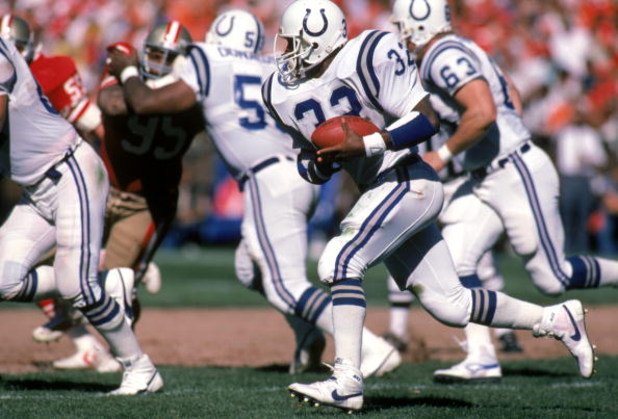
(0, 260, 28, 299)
(417, 285, 471, 328)
(317, 236, 365, 284)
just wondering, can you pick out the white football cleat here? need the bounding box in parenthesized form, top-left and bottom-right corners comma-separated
(142, 262, 162, 294)
(108, 354, 163, 395)
(53, 341, 121, 373)
(289, 358, 363, 414)
(533, 299, 595, 378)
(434, 344, 502, 383)
(289, 328, 326, 374)
(360, 336, 402, 378)
(103, 268, 135, 327)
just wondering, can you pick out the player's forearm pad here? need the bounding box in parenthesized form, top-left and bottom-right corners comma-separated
(386, 111, 436, 149)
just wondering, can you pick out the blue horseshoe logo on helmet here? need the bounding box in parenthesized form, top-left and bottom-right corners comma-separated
(303, 8, 328, 36)
(409, 0, 431, 21)
(215, 16, 235, 36)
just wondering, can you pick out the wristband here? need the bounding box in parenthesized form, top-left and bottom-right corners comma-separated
(437, 144, 453, 163)
(363, 132, 387, 157)
(120, 66, 139, 84)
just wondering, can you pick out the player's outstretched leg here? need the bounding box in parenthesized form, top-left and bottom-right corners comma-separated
(473, 290, 596, 378)
(82, 268, 163, 395)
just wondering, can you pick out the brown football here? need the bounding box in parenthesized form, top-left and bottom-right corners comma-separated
(311, 115, 380, 149)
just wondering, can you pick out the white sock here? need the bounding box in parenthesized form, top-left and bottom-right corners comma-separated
(30, 265, 58, 300)
(489, 292, 544, 329)
(331, 280, 366, 369)
(464, 323, 493, 354)
(594, 257, 618, 286)
(388, 306, 410, 340)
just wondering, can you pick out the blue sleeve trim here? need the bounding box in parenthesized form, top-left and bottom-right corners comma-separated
(356, 31, 388, 112)
(387, 112, 437, 149)
(188, 45, 210, 98)
(422, 39, 480, 85)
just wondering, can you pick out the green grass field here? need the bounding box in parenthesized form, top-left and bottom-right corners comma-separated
(1, 247, 617, 418)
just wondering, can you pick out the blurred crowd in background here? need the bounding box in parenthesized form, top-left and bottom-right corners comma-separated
(1, 0, 617, 256)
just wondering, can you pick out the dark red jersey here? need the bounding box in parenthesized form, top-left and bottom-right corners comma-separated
(98, 78, 205, 222)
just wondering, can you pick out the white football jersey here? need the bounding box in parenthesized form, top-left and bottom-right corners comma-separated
(263, 30, 428, 187)
(0, 38, 78, 186)
(419, 34, 530, 171)
(418, 95, 464, 181)
(174, 43, 294, 179)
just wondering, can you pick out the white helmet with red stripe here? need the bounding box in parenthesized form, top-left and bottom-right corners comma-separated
(205, 10, 265, 54)
(0, 14, 35, 63)
(141, 20, 192, 79)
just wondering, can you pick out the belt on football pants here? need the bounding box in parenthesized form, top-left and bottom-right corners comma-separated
(27, 142, 82, 189)
(361, 153, 421, 191)
(470, 141, 531, 180)
(238, 155, 295, 191)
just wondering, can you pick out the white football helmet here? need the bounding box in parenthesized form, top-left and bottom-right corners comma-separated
(205, 10, 265, 54)
(141, 20, 192, 79)
(391, 0, 452, 49)
(0, 14, 35, 63)
(275, 0, 347, 83)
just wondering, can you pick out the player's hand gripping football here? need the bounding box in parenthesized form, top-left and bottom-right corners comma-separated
(316, 119, 367, 163)
(106, 42, 139, 79)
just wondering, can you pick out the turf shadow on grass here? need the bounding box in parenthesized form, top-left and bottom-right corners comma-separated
(255, 363, 331, 374)
(2, 378, 114, 392)
(253, 363, 289, 373)
(501, 366, 574, 378)
(363, 395, 473, 412)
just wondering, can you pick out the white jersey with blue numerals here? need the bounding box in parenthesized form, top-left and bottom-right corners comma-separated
(174, 43, 295, 179)
(263, 30, 428, 187)
(0, 38, 78, 186)
(419, 34, 530, 171)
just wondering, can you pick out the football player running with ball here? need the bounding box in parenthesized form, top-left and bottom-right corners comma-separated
(106, 9, 402, 378)
(391, 0, 618, 383)
(262, 0, 595, 413)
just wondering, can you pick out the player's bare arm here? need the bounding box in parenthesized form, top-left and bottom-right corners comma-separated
(97, 84, 128, 116)
(107, 49, 196, 114)
(424, 79, 496, 171)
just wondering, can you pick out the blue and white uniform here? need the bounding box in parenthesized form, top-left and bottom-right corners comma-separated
(421, 34, 529, 172)
(419, 34, 618, 295)
(0, 38, 140, 342)
(0, 37, 109, 308)
(265, 30, 478, 327)
(174, 42, 327, 320)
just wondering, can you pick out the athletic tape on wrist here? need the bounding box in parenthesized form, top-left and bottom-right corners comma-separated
(120, 66, 139, 84)
(437, 144, 453, 163)
(363, 132, 387, 157)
